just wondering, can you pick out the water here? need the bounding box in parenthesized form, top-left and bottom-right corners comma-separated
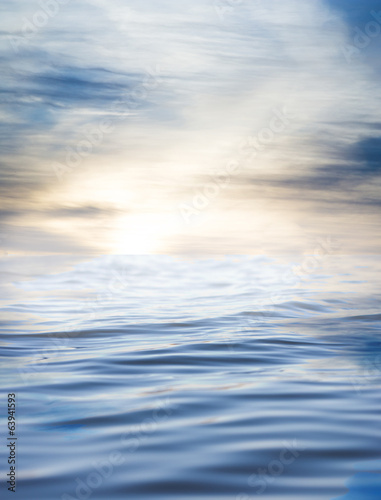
(1, 254, 381, 499)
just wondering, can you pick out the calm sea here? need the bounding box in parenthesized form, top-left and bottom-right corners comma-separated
(1, 254, 380, 499)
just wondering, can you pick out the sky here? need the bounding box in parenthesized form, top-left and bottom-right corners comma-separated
(1, 0, 381, 255)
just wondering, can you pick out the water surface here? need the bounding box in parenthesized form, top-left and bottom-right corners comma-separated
(0, 254, 380, 499)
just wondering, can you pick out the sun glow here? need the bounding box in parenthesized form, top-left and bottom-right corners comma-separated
(112, 213, 176, 254)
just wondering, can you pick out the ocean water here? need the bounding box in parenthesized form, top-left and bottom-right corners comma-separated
(1, 254, 381, 500)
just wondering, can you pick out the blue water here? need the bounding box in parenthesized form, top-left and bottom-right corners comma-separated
(1, 254, 381, 500)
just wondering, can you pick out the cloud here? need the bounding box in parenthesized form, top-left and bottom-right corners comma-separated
(325, 0, 381, 27)
(354, 137, 381, 172)
(1, 0, 381, 254)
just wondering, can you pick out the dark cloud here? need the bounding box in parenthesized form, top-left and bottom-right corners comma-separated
(353, 137, 381, 173)
(0, 61, 142, 113)
(49, 205, 122, 218)
(309, 135, 381, 189)
(0, 55, 162, 182)
(326, 0, 381, 26)
(29, 71, 135, 107)
(235, 135, 381, 211)
(0, 205, 121, 222)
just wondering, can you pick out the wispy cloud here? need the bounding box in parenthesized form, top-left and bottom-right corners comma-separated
(0, 0, 380, 255)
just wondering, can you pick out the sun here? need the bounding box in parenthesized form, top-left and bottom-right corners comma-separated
(112, 213, 176, 254)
